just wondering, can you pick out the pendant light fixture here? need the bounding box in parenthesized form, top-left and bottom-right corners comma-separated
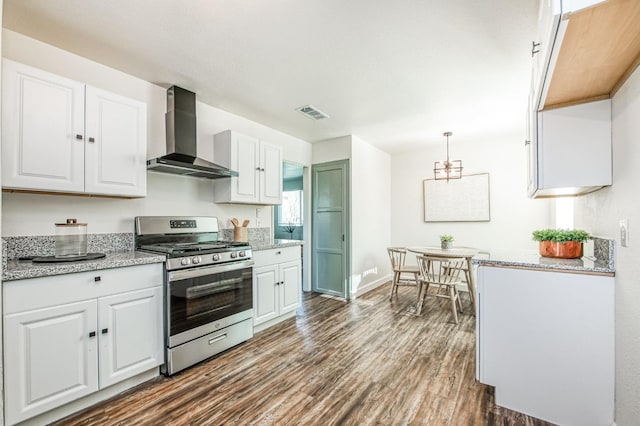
(433, 131, 463, 181)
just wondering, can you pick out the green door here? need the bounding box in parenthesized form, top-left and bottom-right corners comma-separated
(311, 160, 349, 299)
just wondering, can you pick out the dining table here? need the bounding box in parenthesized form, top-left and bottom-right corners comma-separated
(407, 246, 479, 314)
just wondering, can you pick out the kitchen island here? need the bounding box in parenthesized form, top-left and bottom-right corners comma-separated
(473, 250, 614, 426)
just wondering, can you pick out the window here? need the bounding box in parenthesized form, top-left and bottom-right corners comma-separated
(278, 190, 303, 226)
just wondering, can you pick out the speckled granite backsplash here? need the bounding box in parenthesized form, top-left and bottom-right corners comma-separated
(592, 236, 615, 270)
(3, 233, 134, 259)
(219, 227, 271, 243)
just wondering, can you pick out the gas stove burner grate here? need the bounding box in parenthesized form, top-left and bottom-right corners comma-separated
(140, 240, 250, 255)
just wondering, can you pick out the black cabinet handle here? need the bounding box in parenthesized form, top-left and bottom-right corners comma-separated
(531, 41, 540, 57)
(88, 137, 95, 143)
(89, 331, 96, 338)
(256, 167, 261, 171)
(94, 276, 101, 282)
(101, 328, 109, 334)
(75, 134, 83, 140)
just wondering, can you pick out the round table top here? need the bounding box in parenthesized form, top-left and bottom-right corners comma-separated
(407, 246, 479, 258)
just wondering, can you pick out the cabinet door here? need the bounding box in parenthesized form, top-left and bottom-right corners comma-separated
(1, 59, 85, 193)
(4, 300, 98, 425)
(526, 81, 539, 197)
(279, 260, 301, 315)
(259, 141, 283, 204)
(532, 0, 563, 108)
(538, 99, 611, 190)
(85, 86, 147, 197)
(98, 286, 163, 388)
(253, 265, 279, 325)
(231, 132, 260, 203)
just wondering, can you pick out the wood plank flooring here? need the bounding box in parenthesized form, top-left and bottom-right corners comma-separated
(55, 284, 553, 426)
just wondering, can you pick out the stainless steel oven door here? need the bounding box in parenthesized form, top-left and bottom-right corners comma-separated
(167, 260, 253, 347)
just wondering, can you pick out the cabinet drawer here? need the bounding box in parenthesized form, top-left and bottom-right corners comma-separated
(252, 246, 300, 267)
(4, 263, 163, 314)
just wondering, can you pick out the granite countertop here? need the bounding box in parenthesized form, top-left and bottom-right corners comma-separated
(3, 251, 166, 282)
(472, 249, 615, 276)
(250, 239, 303, 251)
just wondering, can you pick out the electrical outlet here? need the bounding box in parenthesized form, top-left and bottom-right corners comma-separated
(620, 219, 629, 247)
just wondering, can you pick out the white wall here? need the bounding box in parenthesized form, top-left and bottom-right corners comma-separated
(311, 136, 351, 164)
(350, 136, 391, 296)
(574, 65, 640, 426)
(391, 134, 553, 253)
(1, 30, 313, 236)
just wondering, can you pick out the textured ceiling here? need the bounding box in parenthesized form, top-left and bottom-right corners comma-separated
(2, 0, 538, 153)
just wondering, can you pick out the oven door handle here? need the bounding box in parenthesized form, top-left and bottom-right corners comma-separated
(169, 260, 254, 282)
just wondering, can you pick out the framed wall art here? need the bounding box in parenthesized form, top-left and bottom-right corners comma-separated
(423, 173, 490, 222)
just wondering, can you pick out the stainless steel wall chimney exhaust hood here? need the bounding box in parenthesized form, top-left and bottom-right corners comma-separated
(147, 86, 238, 179)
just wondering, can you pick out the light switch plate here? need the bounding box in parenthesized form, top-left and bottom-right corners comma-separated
(620, 219, 629, 247)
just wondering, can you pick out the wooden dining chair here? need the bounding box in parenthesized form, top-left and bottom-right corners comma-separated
(387, 247, 420, 300)
(415, 254, 465, 323)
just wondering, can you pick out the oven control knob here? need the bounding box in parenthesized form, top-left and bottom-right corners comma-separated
(239, 251, 246, 257)
(212, 254, 221, 261)
(181, 258, 191, 266)
(230, 252, 238, 259)
(192, 256, 201, 264)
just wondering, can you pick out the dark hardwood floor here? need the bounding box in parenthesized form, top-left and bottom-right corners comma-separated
(55, 284, 553, 426)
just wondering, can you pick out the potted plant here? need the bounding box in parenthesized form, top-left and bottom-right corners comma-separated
(281, 222, 296, 239)
(532, 228, 590, 259)
(440, 234, 454, 250)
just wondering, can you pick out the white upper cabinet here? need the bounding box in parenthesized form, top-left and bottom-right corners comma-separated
(531, 0, 563, 108)
(529, 99, 611, 198)
(260, 141, 283, 204)
(2, 59, 86, 193)
(213, 129, 282, 205)
(1, 59, 147, 197)
(532, 0, 632, 110)
(84, 86, 147, 196)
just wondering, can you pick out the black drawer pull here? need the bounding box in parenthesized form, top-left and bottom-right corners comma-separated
(75, 134, 83, 140)
(94, 276, 101, 282)
(101, 328, 109, 334)
(89, 331, 96, 338)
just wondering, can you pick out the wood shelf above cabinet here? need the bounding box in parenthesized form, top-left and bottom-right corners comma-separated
(544, 0, 640, 110)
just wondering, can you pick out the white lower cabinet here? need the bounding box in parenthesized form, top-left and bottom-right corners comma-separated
(476, 265, 614, 426)
(3, 263, 163, 425)
(253, 246, 301, 330)
(98, 287, 163, 389)
(4, 300, 99, 424)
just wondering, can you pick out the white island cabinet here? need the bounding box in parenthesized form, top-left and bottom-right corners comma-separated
(252, 246, 301, 332)
(213, 130, 282, 205)
(476, 265, 614, 426)
(2, 59, 147, 197)
(3, 263, 163, 426)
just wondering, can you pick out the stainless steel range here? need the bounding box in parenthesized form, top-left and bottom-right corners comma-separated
(135, 216, 253, 375)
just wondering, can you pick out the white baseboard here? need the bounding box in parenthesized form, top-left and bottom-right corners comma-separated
(352, 274, 393, 298)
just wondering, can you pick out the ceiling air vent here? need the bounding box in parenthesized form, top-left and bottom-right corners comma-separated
(296, 105, 330, 120)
